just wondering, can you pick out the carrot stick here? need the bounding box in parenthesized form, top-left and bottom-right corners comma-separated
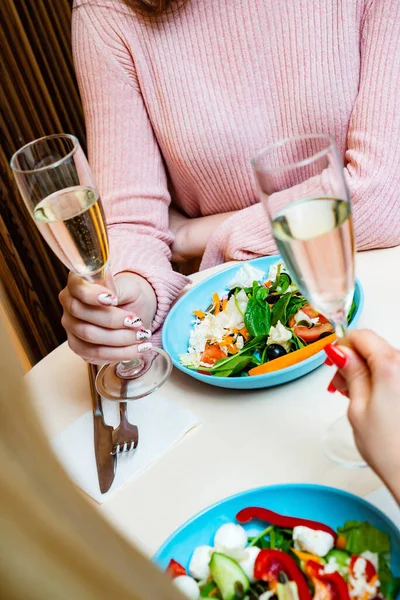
(264, 280, 272, 288)
(335, 535, 347, 550)
(249, 333, 336, 376)
(291, 548, 323, 564)
(222, 298, 228, 311)
(193, 310, 205, 319)
(212, 292, 220, 314)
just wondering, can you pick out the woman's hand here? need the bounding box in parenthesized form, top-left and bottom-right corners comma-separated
(59, 272, 157, 365)
(325, 330, 400, 503)
(169, 207, 235, 263)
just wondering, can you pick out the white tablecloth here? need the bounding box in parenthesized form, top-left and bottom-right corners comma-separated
(25, 247, 400, 556)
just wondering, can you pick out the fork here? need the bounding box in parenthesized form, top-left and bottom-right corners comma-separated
(111, 402, 139, 455)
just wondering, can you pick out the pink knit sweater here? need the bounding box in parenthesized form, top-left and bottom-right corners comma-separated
(72, 0, 400, 331)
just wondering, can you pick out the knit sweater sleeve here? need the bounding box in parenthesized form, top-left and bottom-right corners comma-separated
(201, 0, 400, 269)
(72, 3, 189, 330)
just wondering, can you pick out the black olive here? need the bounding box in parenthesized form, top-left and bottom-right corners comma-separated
(266, 294, 280, 304)
(267, 344, 287, 361)
(318, 331, 332, 340)
(227, 287, 239, 299)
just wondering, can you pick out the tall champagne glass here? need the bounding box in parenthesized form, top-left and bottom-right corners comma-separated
(253, 134, 365, 467)
(11, 134, 172, 401)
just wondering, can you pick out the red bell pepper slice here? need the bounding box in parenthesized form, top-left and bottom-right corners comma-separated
(349, 555, 377, 582)
(236, 507, 337, 540)
(306, 560, 350, 600)
(166, 558, 186, 579)
(254, 549, 312, 600)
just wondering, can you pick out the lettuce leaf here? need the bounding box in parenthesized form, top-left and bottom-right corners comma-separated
(337, 521, 391, 554)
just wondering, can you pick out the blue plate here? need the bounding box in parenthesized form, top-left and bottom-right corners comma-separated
(154, 483, 400, 580)
(162, 256, 364, 389)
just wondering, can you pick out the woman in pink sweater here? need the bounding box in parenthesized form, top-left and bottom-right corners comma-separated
(60, 0, 400, 364)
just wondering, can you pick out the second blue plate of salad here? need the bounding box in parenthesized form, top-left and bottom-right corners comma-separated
(162, 256, 364, 389)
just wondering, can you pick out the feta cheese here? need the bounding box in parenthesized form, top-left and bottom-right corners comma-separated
(173, 576, 200, 599)
(238, 546, 261, 582)
(361, 551, 378, 571)
(349, 557, 380, 599)
(293, 526, 334, 557)
(294, 310, 319, 327)
(324, 557, 340, 574)
(236, 335, 244, 350)
(229, 263, 265, 289)
(188, 545, 213, 580)
(216, 291, 248, 330)
(268, 259, 289, 283)
(267, 321, 292, 352)
(214, 523, 248, 559)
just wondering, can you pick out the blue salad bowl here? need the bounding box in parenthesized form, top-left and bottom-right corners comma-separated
(154, 483, 400, 582)
(162, 256, 364, 389)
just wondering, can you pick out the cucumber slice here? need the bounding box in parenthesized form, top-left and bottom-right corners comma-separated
(209, 552, 250, 600)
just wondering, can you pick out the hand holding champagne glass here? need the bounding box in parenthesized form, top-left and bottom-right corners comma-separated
(11, 134, 172, 400)
(253, 134, 365, 467)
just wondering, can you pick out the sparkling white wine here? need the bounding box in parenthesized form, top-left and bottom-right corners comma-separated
(34, 186, 109, 279)
(272, 197, 355, 320)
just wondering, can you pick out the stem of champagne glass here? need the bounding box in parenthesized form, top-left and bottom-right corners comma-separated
(89, 264, 145, 379)
(335, 322, 347, 339)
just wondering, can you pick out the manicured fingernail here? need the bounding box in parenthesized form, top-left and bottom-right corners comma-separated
(324, 357, 334, 366)
(98, 293, 118, 306)
(327, 380, 336, 393)
(124, 316, 143, 329)
(138, 342, 152, 353)
(136, 329, 151, 341)
(324, 344, 347, 369)
(339, 390, 347, 397)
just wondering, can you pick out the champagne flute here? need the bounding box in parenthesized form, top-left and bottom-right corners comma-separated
(11, 134, 172, 401)
(253, 133, 365, 467)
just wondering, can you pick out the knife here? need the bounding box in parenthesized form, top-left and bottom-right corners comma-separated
(88, 364, 116, 494)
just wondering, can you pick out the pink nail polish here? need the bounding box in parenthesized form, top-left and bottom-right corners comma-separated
(124, 316, 143, 329)
(98, 293, 118, 306)
(136, 329, 152, 341)
(138, 342, 152, 353)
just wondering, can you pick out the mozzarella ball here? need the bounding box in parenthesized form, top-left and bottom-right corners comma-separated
(188, 545, 213, 580)
(173, 575, 200, 599)
(239, 546, 261, 582)
(214, 523, 248, 559)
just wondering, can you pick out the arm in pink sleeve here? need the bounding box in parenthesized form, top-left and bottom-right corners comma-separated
(72, 4, 189, 330)
(344, 0, 400, 250)
(202, 0, 400, 268)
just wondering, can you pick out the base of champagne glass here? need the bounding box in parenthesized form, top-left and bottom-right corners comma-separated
(323, 415, 366, 468)
(95, 348, 173, 401)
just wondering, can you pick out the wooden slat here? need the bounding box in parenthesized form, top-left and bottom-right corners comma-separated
(0, 0, 86, 363)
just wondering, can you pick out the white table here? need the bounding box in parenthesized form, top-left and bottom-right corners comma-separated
(25, 247, 400, 557)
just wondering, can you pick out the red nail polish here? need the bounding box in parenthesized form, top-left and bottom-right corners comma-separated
(339, 390, 347, 397)
(327, 380, 336, 393)
(324, 344, 347, 369)
(324, 357, 334, 366)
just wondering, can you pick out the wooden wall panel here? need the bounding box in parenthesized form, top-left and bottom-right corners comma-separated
(1, 0, 86, 364)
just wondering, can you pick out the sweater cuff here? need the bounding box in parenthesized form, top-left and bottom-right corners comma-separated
(200, 203, 278, 269)
(108, 233, 190, 332)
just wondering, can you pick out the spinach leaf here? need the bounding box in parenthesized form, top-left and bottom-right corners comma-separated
(291, 332, 305, 350)
(271, 293, 293, 327)
(245, 298, 271, 337)
(255, 285, 269, 301)
(379, 555, 400, 600)
(277, 273, 292, 294)
(347, 296, 357, 324)
(213, 355, 253, 377)
(286, 295, 308, 320)
(337, 521, 391, 554)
